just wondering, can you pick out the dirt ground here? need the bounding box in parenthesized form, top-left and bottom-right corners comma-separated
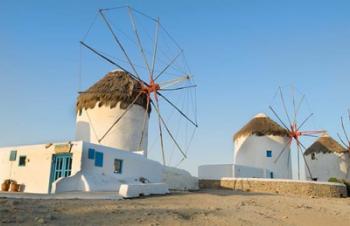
(1, 189, 350, 226)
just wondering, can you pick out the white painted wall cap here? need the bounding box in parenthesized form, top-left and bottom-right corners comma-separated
(111, 69, 124, 72)
(253, 113, 267, 118)
(320, 132, 329, 137)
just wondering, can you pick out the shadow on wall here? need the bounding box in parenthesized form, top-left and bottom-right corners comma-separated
(51, 171, 122, 193)
(76, 121, 91, 142)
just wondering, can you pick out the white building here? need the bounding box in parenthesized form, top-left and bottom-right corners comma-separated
(304, 134, 350, 182)
(199, 113, 292, 180)
(0, 71, 197, 197)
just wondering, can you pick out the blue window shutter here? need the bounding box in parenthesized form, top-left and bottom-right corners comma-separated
(266, 150, 272, 158)
(95, 152, 103, 167)
(9, 150, 17, 161)
(88, 148, 95, 159)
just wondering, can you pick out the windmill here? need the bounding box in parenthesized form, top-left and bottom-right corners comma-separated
(337, 110, 350, 178)
(269, 86, 325, 180)
(78, 6, 198, 166)
(337, 110, 350, 155)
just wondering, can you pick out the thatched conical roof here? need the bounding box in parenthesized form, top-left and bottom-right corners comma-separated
(76, 70, 150, 115)
(304, 134, 347, 156)
(233, 113, 289, 141)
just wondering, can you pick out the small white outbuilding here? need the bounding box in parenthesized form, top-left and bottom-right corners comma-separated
(199, 113, 292, 180)
(304, 134, 350, 182)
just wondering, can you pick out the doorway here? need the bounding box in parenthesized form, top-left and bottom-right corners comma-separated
(49, 153, 72, 193)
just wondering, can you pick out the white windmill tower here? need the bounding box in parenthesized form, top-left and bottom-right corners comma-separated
(233, 113, 292, 179)
(76, 6, 198, 166)
(76, 70, 151, 155)
(304, 133, 349, 181)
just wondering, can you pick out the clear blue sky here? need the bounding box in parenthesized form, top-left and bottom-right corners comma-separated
(1, 0, 350, 176)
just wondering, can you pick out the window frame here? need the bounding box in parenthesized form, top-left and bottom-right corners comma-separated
(114, 159, 123, 174)
(18, 155, 26, 167)
(311, 152, 316, 160)
(266, 150, 272, 158)
(9, 150, 17, 161)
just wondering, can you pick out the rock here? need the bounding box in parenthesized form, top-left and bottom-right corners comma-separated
(16, 215, 26, 223)
(35, 217, 46, 224)
(8, 200, 20, 206)
(296, 204, 312, 209)
(0, 208, 9, 213)
(1, 218, 16, 224)
(45, 214, 56, 221)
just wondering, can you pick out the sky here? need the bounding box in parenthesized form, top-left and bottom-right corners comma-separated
(1, 0, 350, 177)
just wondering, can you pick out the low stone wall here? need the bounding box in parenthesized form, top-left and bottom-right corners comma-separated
(199, 178, 348, 198)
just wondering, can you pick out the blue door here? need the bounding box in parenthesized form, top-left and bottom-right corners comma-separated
(49, 153, 72, 192)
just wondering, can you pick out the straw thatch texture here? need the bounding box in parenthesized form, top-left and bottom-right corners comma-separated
(233, 116, 289, 141)
(76, 71, 150, 115)
(304, 136, 347, 156)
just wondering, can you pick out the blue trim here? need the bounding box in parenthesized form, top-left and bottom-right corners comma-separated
(95, 152, 103, 167)
(88, 148, 95, 159)
(9, 150, 17, 161)
(49, 153, 73, 193)
(266, 150, 272, 158)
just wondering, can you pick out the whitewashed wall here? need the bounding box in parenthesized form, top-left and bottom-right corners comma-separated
(233, 164, 267, 178)
(1, 140, 194, 194)
(54, 142, 163, 193)
(198, 164, 269, 179)
(234, 135, 292, 179)
(304, 152, 350, 181)
(198, 164, 233, 180)
(76, 102, 149, 156)
(0, 142, 83, 194)
(162, 166, 198, 190)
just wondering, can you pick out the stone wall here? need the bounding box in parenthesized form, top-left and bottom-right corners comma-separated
(199, 178, 347, 198)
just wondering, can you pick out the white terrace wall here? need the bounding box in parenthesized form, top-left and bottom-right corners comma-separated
(234, 135, 292, 179)
(305, 152, 350, 182)
(233, 164, 267, 178)
(198, 164, 233, 180)
(76, 102, 149, 156)
(198, 164, 269, 180)
(162, 166, 198, 190)
(53, 142, 163, 193)
(0, 142, 83, 194)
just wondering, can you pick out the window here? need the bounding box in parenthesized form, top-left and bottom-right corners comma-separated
(9, 150, 17, 161)
(266, 150, 272, 158)
(88, 148, 95, 159)
(19, 156, 26, 166)
(95, 152, 103, 167)
(114, 159, 123, 174)
(311, 153, 316, 160)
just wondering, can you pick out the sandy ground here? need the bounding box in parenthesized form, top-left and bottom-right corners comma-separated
(1, 189, 350, 226)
